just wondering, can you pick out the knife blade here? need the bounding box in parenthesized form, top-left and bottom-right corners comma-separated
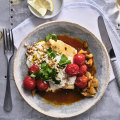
(0, 31, 2, 40)
(98, 16, 120, 86)
(98, 16, 116, 61)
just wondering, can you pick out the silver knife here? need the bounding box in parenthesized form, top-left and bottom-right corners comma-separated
(0, 31, 2, 40)
(98, 16, 120, 86)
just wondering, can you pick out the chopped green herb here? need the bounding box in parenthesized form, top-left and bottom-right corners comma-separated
(58, 54, 71, 68)
(47, 47, 57, 58)
(35, 61, 60, 84)
(44, 71, 49, 80)
(51, 69, 57, 78)
(41, 61, 48, 69)
(53, 78, 61, 84)
(46, 67, 53, 75)
(45, 33, 58, 42)
(36, 69, 48, 80)
(30, 73, 36, 78)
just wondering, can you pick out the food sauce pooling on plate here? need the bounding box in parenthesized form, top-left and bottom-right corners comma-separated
(58, 35, 84, 51)
(57, 35, 96, 76)
(39, 88, 84, 105)
(39, 35, 96, 106)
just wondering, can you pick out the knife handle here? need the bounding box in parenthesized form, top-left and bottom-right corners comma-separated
(111, 60, 120, 87)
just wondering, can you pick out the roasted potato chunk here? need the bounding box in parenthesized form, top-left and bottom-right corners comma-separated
(86, 72, 93, 80)
(86, 58, 93, 67)
(82, 78, 98, 97)
(86, 54, 93, 59)
(83, 41, 88, 49)
(89, 87, 96, 95)
(78, 49, 88, 54)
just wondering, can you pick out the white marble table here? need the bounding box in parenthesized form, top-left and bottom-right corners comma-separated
(0, 0, 120, 120)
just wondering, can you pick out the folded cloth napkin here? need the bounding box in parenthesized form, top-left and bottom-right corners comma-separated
(13, 2, 115, 82)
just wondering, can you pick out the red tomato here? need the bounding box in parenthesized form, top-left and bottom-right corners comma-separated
(73, 53, 85, 67)
(23, 76, 36, 90)
(78, 64, 88, 76)
(29, 65, 39, 74)
(37, 80, 49, 91)
(75, 75, 88, 88)
(65, 64, 79, 76)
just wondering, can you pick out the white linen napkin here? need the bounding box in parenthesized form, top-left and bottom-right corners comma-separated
(13, 2, 115, 82)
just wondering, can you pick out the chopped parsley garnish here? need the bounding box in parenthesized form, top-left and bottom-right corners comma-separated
(41, 61, 48, 69)
(30, 73, 36, 78)
(45, 33, 58, 42)
(47, 47, 57, 58)
(31, 61, 61, 84)
(58, 54, 71, 68)
(53, 77, 61, 84)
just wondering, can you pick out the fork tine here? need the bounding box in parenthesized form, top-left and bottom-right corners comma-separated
(3, 29, 14, 53)
(3, 29, 7, 53)
(8, 29, 12, 51)
(5, 29, 10, 51)
(3, 29, 5, 52)
(10, 29, 14, 52)
(7, 29, 11, 50)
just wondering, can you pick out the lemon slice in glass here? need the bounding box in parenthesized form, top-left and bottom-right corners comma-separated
(28, 0, 54, 16)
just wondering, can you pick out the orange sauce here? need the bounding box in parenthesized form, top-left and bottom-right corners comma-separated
(39, 88, 84, 105)
(58, 35, 84, 51)
(39, 35, 96, 105)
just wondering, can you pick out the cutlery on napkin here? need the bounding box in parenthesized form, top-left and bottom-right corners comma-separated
(3, 29, 14, 112)
(98, 16, 120, 87)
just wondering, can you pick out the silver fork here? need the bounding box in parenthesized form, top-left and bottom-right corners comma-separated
(3, 29, 14, 112)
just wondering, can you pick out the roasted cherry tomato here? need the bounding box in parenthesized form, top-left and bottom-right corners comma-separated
(73, 53, 85, 67)
(65, 64, 79, 76)
(78, 64, 88, 76)
(29, 65, 39, 74)
(37, 80, 49, 91)
(23, 76, 36, 90)
(75, 75, 88, 88)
